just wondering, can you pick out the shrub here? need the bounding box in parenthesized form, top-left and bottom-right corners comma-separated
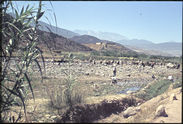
(173, 77, 182, 89)
(47, 54, 85, 110)
(47, 77, 85, 110)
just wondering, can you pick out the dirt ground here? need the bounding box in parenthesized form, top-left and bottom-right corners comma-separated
(97, 87, 182, 123)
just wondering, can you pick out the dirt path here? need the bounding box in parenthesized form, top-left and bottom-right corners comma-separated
(153, 88, 182, 123)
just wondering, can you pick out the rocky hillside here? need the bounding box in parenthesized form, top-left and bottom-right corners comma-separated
(37, 30, 93, 52)
(70, 35, 137, 54)
(69, 35, 102, 44)
(37, 21, 80, 38)
(83, 43, 135, 54)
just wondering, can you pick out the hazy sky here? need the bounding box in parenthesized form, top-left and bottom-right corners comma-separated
(14, 1, 182, 43)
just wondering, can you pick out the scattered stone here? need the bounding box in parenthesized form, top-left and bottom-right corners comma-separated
(160, 120, 165, 123)
(126, 90, 134, 94)
(159, 96, 165, 101)
(85, 72, 89, 75)
(166, 63, 175, 68)
(179, 88, 182, 93)
(123, 107, 137, 118)
(152, 75, 155, 79)
(93, 84, 99, 89)
(136, 106, 141, 112)
(168, 84, 173, 91)
(38, 120, 44, 123)
(137, 103, 141, 106)
(169, 93, 177, 101)
(45, 114, 50, 118)
(167, 76, 173, 81)
(50, 116, 57, 119)
(111, 77, 117, 84)
(155, 105, 168, 117)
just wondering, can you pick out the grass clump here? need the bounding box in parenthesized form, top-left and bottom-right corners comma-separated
(47, 78, 85, 110)
(135, 79, 172, 101)
(173, 77, 182, 89)
(47, 53, 85, 110)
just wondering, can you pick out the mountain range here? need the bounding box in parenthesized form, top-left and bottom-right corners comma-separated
(118, 39, 182, 57)
(8, 12, 182, 57)
(74, 30, 182, 57)
(36, 20, 182, 57)
(74, 30, 128, 41)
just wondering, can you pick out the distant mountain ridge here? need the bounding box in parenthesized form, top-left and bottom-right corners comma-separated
(39, 21, 182, 57)
(118, 39, 182, 57)
(74, 30, 128, 41)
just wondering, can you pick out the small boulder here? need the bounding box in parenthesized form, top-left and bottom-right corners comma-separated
(168, 84, 173, 91)
(85, 72, 89, 75)
(126, 90, 134, 94)
(166, 63, 175, 68)
(160, 120, 165, 123)
(169, 93, 177, 101)
(152, 75, 155, 79)
(123, 107, 137, 118)
(111, 77, 117, 84)
(155, 105, 168, 117)
(167, 76, 173, 81)
(137, 103, 141, 106)
(136, 106, 141, 112)
(179, 88, 182, 93)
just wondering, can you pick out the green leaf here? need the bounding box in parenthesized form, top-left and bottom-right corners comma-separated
(34, 59, 43, 83)
(24, 73, 34, 100)
(17, 89, 27, 120)
(25, 4, 29, 11)
(35, 46, 46, 73)
(20, 6, 24, 16)
(37, 11, 44, 21)
(1, 85, 19, 97)
(15, 9, 19, 19)
(6, 22, 21, 34)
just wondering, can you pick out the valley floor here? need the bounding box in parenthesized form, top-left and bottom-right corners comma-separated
(3, 59, 182, 123)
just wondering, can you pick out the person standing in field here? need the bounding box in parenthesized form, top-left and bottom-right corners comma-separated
(113, 64, 117, 77)
(111, 64, 117, 84)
